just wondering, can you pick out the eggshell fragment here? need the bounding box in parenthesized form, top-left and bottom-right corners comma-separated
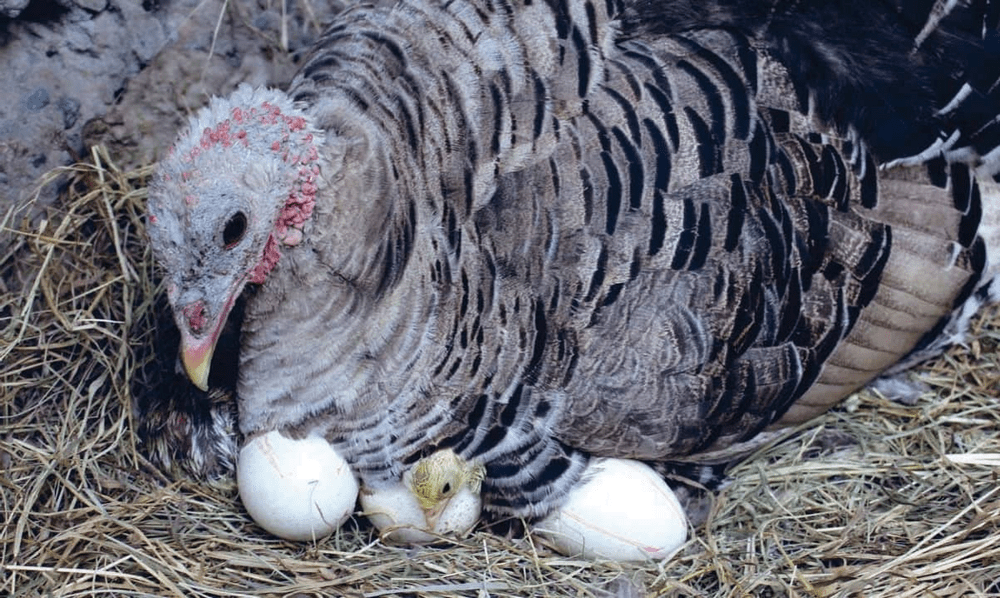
(534, 458, 687, 561)
(360, 480, 482, 543)
(238, 430, 358, 541)
(432, 484, 481, 535)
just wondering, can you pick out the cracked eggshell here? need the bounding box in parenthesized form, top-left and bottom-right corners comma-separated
(238, 430, 358, 541)
(361, 480, 483, 543)
(432, 484, 481, 535)
(534, 458, 687, 561)
(360, 482, 437, 544)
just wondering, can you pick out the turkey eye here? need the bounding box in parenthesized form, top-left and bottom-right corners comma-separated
(222, 211, 247, 249)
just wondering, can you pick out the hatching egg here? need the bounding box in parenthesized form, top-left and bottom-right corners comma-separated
(360, 480, 481, 543)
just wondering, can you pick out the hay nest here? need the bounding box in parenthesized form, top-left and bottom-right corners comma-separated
(2, 149, 999, 597)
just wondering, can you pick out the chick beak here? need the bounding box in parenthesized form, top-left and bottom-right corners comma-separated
(422, 500, 450, 530)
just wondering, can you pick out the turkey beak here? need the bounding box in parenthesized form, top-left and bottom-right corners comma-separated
(180, 333, 214, 391)
(176, 297, 230, 391)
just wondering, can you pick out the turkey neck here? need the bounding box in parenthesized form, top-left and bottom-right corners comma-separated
(233, 0, 606, 463)
(234, 117, 442, 441)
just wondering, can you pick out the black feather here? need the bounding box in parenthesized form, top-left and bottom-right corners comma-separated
(622, 0, 1000, 162)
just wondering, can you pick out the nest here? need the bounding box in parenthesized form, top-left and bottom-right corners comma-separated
(2, 149, 999, 597)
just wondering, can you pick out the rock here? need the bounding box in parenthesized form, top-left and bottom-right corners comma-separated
(0, 0, 346, 215)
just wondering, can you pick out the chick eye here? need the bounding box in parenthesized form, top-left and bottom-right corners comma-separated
(222, 211, 247, 249)
(441, 482, 452, 495)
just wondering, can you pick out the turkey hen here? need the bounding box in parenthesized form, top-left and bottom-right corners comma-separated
(145, 0, 1000, 520)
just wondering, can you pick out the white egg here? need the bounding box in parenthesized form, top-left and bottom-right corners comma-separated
(238, 430, 358, 541)
(534, 458, 688, 561)
(360, 480, 482, 543)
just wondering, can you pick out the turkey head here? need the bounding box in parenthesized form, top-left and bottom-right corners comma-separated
(146, 85, 326, 390)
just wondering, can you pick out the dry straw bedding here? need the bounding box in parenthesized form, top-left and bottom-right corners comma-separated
(1, 149, 999, 597)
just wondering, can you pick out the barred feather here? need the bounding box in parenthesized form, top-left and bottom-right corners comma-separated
(144, 0, 1000, 519)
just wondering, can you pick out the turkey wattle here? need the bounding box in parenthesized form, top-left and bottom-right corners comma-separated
(145, 0, 1000, 540)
